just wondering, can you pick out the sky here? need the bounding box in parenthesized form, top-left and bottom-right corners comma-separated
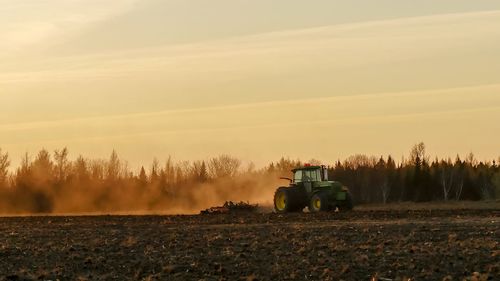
(1, 0, 500, 169)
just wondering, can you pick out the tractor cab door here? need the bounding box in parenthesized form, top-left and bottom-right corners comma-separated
(294, 170, 307, 192)
(295, 170, 313, 193)
(304, 181, 312, 193)
(302, 170, 315, 193)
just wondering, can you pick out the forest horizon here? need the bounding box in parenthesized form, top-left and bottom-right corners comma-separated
(1, 142, 499, 215)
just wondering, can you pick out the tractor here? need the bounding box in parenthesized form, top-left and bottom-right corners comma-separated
(273, 164, 353, 213)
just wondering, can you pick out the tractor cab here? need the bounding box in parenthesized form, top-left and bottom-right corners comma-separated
(291, 165, 328, 194)
(292, 165, 328, 184)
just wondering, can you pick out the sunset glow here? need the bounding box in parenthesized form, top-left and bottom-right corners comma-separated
(2, 0, 500, 167)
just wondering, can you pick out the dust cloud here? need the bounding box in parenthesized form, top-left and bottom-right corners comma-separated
(0, 151, 291, 215)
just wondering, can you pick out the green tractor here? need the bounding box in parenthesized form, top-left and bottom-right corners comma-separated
(274, 164, 353, 213)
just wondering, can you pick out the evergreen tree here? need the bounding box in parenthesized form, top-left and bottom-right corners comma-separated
(199, 161, 208, 183)
(150, 158, 160, 185)
(138, 166, 148, 187)
(106, 150, 121, 183)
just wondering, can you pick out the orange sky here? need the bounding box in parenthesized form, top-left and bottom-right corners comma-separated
(1, 0, 500, 169)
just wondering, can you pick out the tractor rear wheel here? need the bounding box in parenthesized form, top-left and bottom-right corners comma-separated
(274, 187, 303, 213)
(308, 191, 331, 212)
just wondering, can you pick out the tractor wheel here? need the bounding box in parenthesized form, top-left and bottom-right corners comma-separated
(308, 191, 331, 213)
(274, 187, 303, 213)
(338, 192, 354, 211)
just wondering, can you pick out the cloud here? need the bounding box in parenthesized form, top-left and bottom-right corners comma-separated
(1, 83, 499, 141)
(1, 9, 499, 124)
(0, 0, 138, 55)
(1, 9, 499, 83)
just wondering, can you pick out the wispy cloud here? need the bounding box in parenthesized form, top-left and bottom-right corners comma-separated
(0, 0, 138, 55)
(1, 10, 499, 84)
(1, 83, 499, 138)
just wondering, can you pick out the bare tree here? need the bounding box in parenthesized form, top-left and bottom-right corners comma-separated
(121, 160, 132, 180)
(175, 165, 184, 185)
(454, 176, 464, 200)
(73, 155, 90, 182)
(208, 154, 241, 179)
(374, 157, 387, 203)
(54, 148, 69, 183)
(274, 157, 301, 173)
(90, 159, 106, 181)
(439, 159, 454, 201)
(0, 148, 10, 188)
(453, 160, 465, 200)
(409, 142, 428, 165)
(380, 156, 396, 204)
(344, 154, 377, 169)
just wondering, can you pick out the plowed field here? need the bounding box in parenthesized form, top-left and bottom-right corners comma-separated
(0, 209, 498, 280)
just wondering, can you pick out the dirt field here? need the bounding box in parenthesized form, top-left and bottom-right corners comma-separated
(0, 208, 498, 280)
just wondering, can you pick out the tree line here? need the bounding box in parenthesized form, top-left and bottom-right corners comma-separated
(330, 143, 500, 204)
(0, 142, 499, 213)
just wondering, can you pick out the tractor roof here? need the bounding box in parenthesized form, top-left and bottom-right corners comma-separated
(291, 165, 322, 172)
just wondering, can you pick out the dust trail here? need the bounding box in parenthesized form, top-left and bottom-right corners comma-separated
(0, 155, 289, 215)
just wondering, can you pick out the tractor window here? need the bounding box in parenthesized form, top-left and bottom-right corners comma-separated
(294, 170, 303, 183)
(303, 169, 321, 182)
(312, 169, 321, 181)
